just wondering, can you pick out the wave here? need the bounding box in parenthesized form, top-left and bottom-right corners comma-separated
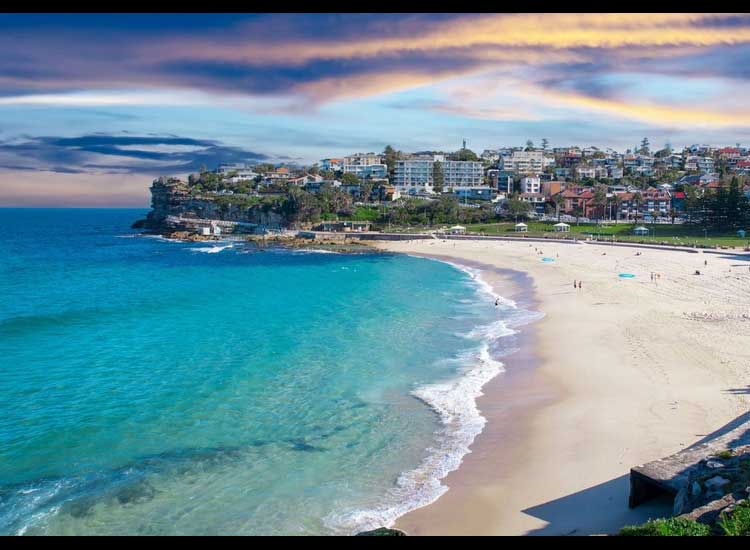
(325, 341, 504, 534)
(290, 248, 341, 255)
(189, 244, 234, 254)
(326, 255, 543, 535)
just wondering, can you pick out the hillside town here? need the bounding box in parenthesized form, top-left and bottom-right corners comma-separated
(146, 139, 750, 238)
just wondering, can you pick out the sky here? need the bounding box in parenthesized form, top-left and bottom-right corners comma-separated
(3, 12, 750, 206)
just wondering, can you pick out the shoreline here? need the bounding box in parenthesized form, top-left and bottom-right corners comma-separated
(373, 238, 750, 535)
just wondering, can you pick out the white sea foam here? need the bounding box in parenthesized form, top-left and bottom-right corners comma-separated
(292, 248, 341, 255)
(325, 255, 543, 535)
(189, 244, 234, 254)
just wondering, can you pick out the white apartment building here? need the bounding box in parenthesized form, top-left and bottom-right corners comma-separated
(394, 157, 483, 194)
(509, 150, 544, 174)
(442, 161, 483, 188)
(343, 152, 383, 166)
(394, 159, 434, 193)
(342, 163, 388, 179)
(520, 176, 541, 194)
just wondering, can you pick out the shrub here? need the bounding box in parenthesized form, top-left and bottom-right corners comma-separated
(719, 500, 750, 536)
(619, 517, 711, 536)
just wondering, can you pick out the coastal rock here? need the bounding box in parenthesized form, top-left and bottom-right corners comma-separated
(705, 476, 730, 491)
(673, 485, 690, 516)
(691, 481, 703, 496)
(354, 527, 407, 536)
(706, 460, 725, 469)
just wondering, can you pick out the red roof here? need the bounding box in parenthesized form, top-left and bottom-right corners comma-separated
(673, 191, 686, 199)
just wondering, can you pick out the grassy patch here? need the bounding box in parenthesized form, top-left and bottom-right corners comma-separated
(619, 517, 711, 536)
(719, 500, 750, 536)
(716, 450, 734, 459)
(463, 221, 750, 248)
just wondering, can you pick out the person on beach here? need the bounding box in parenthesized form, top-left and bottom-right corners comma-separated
(573, 280, 577, 289)
(579, 280, 582, 289)
(705, 259, 707, 266)
(495, 298, 499, 307)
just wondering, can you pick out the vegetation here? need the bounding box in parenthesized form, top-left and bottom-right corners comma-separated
(619, 501, 750, 537)
(619, 517, 711, 536)
(462, 220, 750, 247)
(448, 148, 479, 162)
(718, 500, 750, 536)
(684, 177, 750, 229)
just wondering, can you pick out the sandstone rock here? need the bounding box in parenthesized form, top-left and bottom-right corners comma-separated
(691, 481, 702, 496)
(706, 460, 725, 469)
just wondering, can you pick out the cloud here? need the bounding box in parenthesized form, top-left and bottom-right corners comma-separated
(2, 13, 750, 110)
(0, 134, 270, 175)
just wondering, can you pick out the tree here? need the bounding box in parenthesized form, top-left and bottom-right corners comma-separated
(592, 185, 608, 220)
(360, 181, 374, 203)
(449, 148, 479, 162)
(383, 145, 400, 178)
(341, 172, 361, 185)
(432, 161, 444, 194)
(506, 195, 531, 220)
(541, 138, 549, 150)
(525, 140, 534, 151)
(639, 137, 650, 155)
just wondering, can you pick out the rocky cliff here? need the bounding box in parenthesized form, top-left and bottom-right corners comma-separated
(137, 178, 285, 232)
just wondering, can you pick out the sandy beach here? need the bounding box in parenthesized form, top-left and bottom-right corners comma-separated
(373, 237, 750, 536)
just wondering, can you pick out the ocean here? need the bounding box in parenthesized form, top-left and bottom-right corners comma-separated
(0, 208, 535, 535)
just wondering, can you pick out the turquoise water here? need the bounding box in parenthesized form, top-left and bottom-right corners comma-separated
(0, 209, 530, 535)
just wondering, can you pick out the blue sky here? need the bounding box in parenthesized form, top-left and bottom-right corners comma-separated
(2, 13, 750, 206)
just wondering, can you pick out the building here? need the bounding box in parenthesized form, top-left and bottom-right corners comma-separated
(541, 180, 566, 197)
(394, 157, 483, 194)
(508, 150, 544, 174)
(343, 152, 383, 166)
(451, 186, 496, 201)
(487, 169, 514, 194)
(520, 192, 547, 214)
(314, 221, 371, 232)
(319, 158, 343, 172)
(442, 160, 483, 188)
(393, 158, 434, 194)
(342, 163, 388, 179)
(520, 176, 541, 194)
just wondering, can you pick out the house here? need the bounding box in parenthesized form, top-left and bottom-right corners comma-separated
(487, 169, 514, 193)
(520, 192, 547, 214)
(671, 191, 687, 213)
(520, 176, 541, 194)
(452, 186, 496, 201)
(319, 158, 343, 172)
(289, 173, 324, 186)
(562, 188, 596, 217)
(541, 180, 566, 197)
(313, 221, 371, 232)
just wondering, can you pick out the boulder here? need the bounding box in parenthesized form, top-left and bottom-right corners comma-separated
(355, 527, 407, 536)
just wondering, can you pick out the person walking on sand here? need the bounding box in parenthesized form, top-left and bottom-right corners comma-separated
(573, 280, 577, 289)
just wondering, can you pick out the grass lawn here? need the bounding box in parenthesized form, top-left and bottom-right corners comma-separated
(463, 221, 750, 248)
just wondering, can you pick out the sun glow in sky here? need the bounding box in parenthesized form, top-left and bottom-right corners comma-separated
(2, 13, 750, 206)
